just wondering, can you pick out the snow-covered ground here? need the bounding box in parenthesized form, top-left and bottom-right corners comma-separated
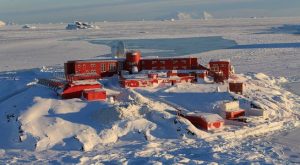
(0, 17, 300, 164)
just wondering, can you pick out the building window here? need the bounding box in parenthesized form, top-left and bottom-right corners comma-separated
(211, 67, 218, 72)
(173, 60, 178, 64)
(181, 60, 186, 64)
(101, 64, 106, 72)
(109, 63, 116, 72)
(160, 61, 165, 65)
(91, 64, 96, 68)
(118, 62, 123, 70)
(152, 61, 157, 64)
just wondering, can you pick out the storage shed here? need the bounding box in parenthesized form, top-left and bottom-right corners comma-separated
(229, 81, 244, 94)
(182, 112, 224, 131)
(220, 101, 245, 120)
(82, 88, 106, 101)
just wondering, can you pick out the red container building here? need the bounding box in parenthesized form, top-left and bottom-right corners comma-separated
(64, 59, 122, 80)
(148, 73, 158, 79)
(64, 51, 203, 81)
(229, 82, 244, 94)
(61, 80, 102, 99)
(140, 57, 198, 71)
(62, 51, 233, 92)
(220, 101, 245, 120)
(225, 110, 245, 120)
(182, 113, 224, 131)
(209, 60, 233, 79)
(42, 51, 236, 101)
(82, 88, 106, 101)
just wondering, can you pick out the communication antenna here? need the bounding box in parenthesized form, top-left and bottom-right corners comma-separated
(111, 41, 126, 58)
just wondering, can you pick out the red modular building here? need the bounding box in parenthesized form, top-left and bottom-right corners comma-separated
(213, 72, 225, 83)
(62, 51, 234, 92)
(61, 80, 102, 99)
(167, 70, 207, 79)
(229, 82, 244, 94)
(225, 109, 245, 120)
(220, 101, 245, 120)
(120, 72, 196, 88)
(64, 51, 206, 80)
(82, 88, 106, 101)
(64, 59, 122, 81)
(140, 57, 199, 71)
(148, 73, 158, 79)
(179, 112, 224, 131)
(120, 79, 158, 88)
(124, 50, 200, 71)
(209, 60, 233, 79)
(41, 51, 235, 100)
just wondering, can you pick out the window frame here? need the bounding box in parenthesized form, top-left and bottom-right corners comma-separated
(101, 63, 106, 72)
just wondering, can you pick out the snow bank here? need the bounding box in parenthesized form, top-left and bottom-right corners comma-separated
(99, 119, 156, 144)
(7, 84, 182, 152)
(19, 97, 97, 151)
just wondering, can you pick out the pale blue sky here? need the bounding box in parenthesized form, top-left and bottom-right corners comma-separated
(0, 0, 300, 23)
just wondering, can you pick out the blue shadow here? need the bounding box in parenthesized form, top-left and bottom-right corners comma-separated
(89, 37, 237, 57)
(256, 24, 300, 35)
(229, 42, 300, 49)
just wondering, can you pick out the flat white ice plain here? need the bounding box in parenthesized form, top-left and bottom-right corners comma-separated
(0, 17, 299, 164)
